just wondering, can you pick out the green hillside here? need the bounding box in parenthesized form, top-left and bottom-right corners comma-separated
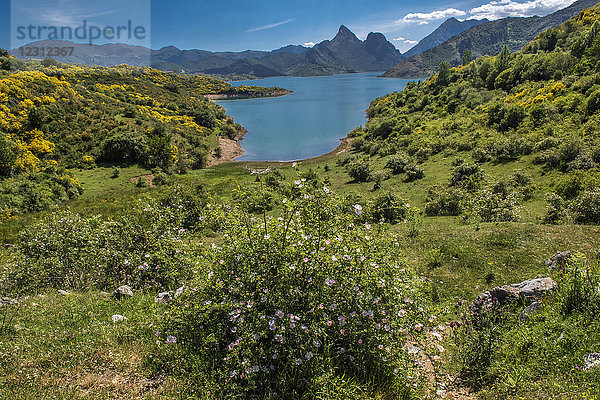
(1, 5, 600, 400)
(0, 55, 286, 216)
(382, 0, 599, 78)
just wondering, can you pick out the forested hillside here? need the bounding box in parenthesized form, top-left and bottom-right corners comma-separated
(0, 53, 284, 216)
(382, 0, 598, 78)
(351, 4, 600, 225)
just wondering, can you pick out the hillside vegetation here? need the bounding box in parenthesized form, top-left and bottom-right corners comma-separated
(1, 5, 600, 400)
(382, 0, 598, 78)
(353, 4, 600, 226)
(0, 54, 284, 216)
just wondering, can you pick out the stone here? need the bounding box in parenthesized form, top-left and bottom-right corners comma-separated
(518, 277, 557, 301)
(583, 353, 600, 371)
(58, 290, 71, 296)
(155, 292, 173, 304)
(472, 277, 557, 312)
(546, 251, 572, 271)
(518, 301, 542, 321)
(110, 285, 133, 300)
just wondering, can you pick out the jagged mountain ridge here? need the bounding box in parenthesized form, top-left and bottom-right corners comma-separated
(383, 0, 600, 78)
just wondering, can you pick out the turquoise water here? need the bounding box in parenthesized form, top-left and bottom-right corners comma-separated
(217, 73, 413, 161)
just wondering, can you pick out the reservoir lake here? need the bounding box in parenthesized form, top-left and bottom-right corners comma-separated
(217, 73, 413, 161)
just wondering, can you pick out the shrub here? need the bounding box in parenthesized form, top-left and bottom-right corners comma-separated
(345, 159, 372, 182)
(468, 189, 521, 222)
(385, 154, 410, 175)
(425, 186, 465, 216)
(153, 172, 171, 186)
(366, 192, 410, 223)
(543, 193, 568, 224)
(571, 189, 600, 224)
(450, 163, 484, 191)
(157, 185, 436, 398)
(404, 164, 425, 182)
(100, 134, 147, 164)
(370, 170, 391, 190)
(3, 203, 194, 293)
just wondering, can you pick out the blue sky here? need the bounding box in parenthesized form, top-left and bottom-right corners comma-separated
(1, 0, 578, 53)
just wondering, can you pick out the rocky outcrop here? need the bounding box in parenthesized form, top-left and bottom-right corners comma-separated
(474, 277, 557, 311)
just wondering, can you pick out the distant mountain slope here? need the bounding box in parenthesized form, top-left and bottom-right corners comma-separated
(403, 17, 488, 59)
(11, 26, 403, 78)
(196, 26, 405, 77)
(383, 0, 599, 78)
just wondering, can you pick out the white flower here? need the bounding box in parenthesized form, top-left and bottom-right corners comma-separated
(112, 314, 127, 322)
(353, 204, 363, 215)
(165, 335, 177, 344)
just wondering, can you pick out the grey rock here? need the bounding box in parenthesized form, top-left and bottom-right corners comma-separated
(546, 251, 572, 271)
(584, 353, 600, 371)
(0, 297, 18, 306)
(99, 291, 110, 297)
(155, 292, 173, 304)
(518, 277, 557, 301)
(518, 301, 542, 321)
(110, 285, 133, 300)
(473, 277, 556, 312)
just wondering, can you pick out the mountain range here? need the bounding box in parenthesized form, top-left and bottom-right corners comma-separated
(382, 0, 599, 78)
(11, 26, 405, 78)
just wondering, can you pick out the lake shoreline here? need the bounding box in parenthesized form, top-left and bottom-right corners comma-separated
(205, 89, 293, 101)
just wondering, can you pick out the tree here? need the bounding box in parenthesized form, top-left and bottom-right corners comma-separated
(462, 49, 472, 66)
(0, 133, 16, 177)
(496, 45, 511, 73)
(147, 124, 173, 169)
(437, 61, 451, 86)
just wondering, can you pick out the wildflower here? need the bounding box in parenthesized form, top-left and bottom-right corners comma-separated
(375, 323, 381, 330)
(275, 334, 285, 343)
(275, 310, 284, 318)
(384, 325, 390, 331)
(414, 323, 423, 331)
(398, 309, 406, 317)
(165, 335, 177, 344)
(306, 351, 313, 360)
(294, 358, 302, 365)
(112, 314, 126, 322)
(303, 257, 309, 263)
(349, 356, 355, 362)
(219, 260, 225, 265)
(378, 344, 384, 350)
(338, 315, 346, 326)
(353, 204, 363, 215)
(358, 339, 363, 344)
(326, 320, 333, 326)
(313, 340, 321, 348)
(323, 186, 330, 194)
(325, 278, 336, 286)
(264, 234, 271, 240)
(365, 223, 371, 230)
(269, 320, 276, 330)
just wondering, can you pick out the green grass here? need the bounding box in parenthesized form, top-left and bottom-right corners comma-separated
(0, 291, 179, 399)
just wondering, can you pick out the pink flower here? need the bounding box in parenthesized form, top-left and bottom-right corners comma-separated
(326, 320, 333, 326)
(414, 323, 424, 331)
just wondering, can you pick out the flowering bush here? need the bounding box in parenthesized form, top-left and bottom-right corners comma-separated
(467, 189, 521, 222)
(158, 183, 435, 398)
(2, 199, 196, 293)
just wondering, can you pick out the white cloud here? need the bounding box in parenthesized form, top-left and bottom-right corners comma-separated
(246, 18, 294, 33)
(469, 0, 576, 20)
(394, 37, 418, 45)
(399, 8, 467, 24)
(303, 42, 316, 47)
